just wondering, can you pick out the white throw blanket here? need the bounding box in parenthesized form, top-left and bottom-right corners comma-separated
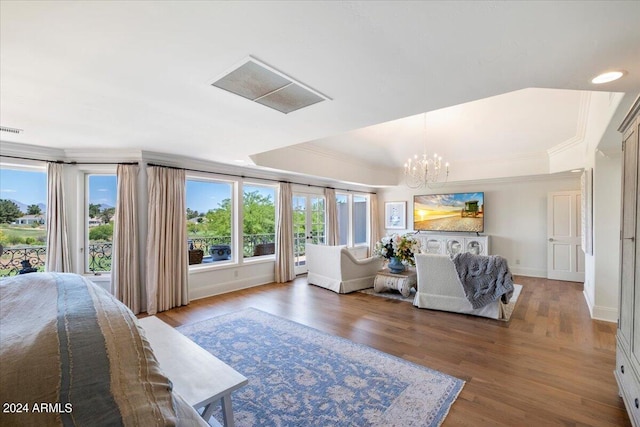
(452, 252, 515, 309)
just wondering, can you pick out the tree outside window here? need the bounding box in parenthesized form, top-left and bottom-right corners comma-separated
(186, 179, 234, 264)
(0, 168, 47, 276)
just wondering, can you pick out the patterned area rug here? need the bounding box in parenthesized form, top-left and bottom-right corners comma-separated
(178, 308, 464, 427)
(360, 284, 523, 322)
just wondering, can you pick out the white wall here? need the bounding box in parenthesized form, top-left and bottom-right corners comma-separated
(377, 174, 581, 278)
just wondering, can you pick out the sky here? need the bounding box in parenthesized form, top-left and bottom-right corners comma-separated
(0, 169, 47, 206)
(0, 168, 274, 213)
(186, 181, 275, 214)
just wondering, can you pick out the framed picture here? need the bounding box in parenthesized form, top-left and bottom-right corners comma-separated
(385, 201, 406, 229)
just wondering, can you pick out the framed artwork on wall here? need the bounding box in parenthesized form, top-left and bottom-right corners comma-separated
(385, 201, 406, 229)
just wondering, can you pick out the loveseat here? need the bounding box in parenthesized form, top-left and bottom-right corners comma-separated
(413, 253, 510, 319)
(306, 243, 383, 293)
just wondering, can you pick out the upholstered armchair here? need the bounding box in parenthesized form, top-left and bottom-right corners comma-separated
(413, 253, 504, 319)
(306, 244, 383, 294)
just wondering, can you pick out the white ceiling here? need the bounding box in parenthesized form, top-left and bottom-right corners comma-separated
(1, 1, 639, 186)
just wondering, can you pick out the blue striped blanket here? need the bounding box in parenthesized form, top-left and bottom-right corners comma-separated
(0, 273, 206, 426)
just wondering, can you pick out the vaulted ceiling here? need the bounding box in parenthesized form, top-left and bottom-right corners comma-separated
(1, 1, 639, 186)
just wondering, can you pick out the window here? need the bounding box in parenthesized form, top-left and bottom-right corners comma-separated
(336, 193, 369, 247)
(0, 166, 47, 277)
(86, 174, 117, 273)
(243, 184, 276, 258)
(336, 194, 348, 245)
(353, 195, 368, 245)
(186, 178, 234, 265)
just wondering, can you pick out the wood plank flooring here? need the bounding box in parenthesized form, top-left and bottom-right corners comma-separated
(156, 275, 630, 426)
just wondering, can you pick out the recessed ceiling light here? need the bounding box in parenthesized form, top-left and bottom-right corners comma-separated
(571, 169, 582, 173)
(591, 70, 625, 84)
(234, 159, 246, 163)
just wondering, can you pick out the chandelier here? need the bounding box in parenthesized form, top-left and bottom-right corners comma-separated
(404, 114, 449, 189)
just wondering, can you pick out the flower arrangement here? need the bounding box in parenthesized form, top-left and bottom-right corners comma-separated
(373, 233, 421, 266)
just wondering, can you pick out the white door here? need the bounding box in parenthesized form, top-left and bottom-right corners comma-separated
(547, 191, 585, 281)
(293, 194, 326, 275)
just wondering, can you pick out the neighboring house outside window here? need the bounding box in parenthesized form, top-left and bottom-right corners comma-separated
(86, 174, 117, 274)
(0, 166, 47, 277)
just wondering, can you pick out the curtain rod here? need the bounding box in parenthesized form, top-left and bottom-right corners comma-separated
(0, 154, 138, 166)
(146, 162, 377, 195)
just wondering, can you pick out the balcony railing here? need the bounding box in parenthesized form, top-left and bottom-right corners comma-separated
(0, 234, 281, 277)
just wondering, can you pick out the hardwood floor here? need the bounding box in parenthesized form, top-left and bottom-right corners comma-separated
(157, 275, 630, 426)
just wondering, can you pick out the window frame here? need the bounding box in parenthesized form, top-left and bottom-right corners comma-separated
(81, 167, 117, 275)
(0, 161, 48, 277)
(336, 192, 370, 248)
(241, 181, 277, 262)
(185, 172, 237, 270)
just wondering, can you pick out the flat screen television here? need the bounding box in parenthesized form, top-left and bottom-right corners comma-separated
(413, 192, 484, 233)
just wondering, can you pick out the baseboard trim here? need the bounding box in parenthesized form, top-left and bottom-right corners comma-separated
(189, 274, 274, 301)
(592, 305, 618, 323)
(510, 266, 546, 278)
(583, 289, 617, 323)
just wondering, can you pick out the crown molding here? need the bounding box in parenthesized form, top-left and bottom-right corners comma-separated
(618, 93, 640, 133)
(64, 148, 143, 163)
(546, 91, 591, 157)
(0, 140, 65, 162)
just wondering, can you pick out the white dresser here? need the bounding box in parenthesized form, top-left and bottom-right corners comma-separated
(415, 232, 490, 256)
(615, 95, 640, 427)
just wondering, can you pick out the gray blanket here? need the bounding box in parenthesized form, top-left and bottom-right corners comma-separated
(452, 252, 514, 309)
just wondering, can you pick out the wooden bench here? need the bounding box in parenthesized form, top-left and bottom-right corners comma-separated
(138, 316, 248, 427)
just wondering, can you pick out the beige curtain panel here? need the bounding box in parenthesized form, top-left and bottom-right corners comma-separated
(324, 188, 339, 246)
(111, 164, 141, 314)
(145, 166, 188, 315)
(275, 182, 295, 283)
(45, 162, 72, 272)
(369, 193, 381, 257)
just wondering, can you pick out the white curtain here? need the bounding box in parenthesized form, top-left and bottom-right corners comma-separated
(275, 182, 295, 282)
(369, 193, 381, 257)
(111, 164, 141, 314)
(45, 162, 71, 272)
(145, 166, 188, 315)
(324, 188, 339, 246)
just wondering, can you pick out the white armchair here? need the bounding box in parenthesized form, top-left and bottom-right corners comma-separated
(306, 244, 383, 294)
(413, 253, 504, 319)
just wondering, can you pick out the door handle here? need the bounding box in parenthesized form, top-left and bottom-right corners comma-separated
(623, 237, 635, 242)
(548, 238, 554, 242)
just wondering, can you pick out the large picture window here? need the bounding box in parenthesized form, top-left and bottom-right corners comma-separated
(243, 184, 276, 258)
(186, 178, 234, 265)
(0, 167, 47, 276)
(86, 174, 117, 273)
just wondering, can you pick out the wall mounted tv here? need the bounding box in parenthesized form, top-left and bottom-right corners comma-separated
(413, 192, 484, 233)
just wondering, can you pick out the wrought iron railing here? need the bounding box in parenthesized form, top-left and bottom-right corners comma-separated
(188, 234, 277, 258)
(0, 246, 46, 277)
(88, 242, 112, 273)
(0, 233, 284, 276)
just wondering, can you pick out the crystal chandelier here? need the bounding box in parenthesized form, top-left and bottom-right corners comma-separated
(404, 114, 449, 189)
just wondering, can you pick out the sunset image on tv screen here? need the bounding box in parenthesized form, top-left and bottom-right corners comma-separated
(413, 192, 484, 232)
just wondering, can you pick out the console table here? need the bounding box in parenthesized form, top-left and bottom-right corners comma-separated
(374, 268, 417, 297)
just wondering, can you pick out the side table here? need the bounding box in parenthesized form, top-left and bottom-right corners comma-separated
(374, 268, 417, 298)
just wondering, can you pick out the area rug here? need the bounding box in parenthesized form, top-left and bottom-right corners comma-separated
(178, 308, 464, 427)
(360, 284, 523, 322)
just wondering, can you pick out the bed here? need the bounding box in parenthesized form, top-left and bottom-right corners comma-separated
(0, 272, 208, 426)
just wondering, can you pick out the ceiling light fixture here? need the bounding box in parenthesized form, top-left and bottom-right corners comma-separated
(591, 70, 625, 84)
(404, 113, 449, 189)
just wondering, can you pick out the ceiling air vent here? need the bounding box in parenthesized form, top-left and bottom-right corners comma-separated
(211, 56, 330, 114)
(0, 126, 23, 134)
